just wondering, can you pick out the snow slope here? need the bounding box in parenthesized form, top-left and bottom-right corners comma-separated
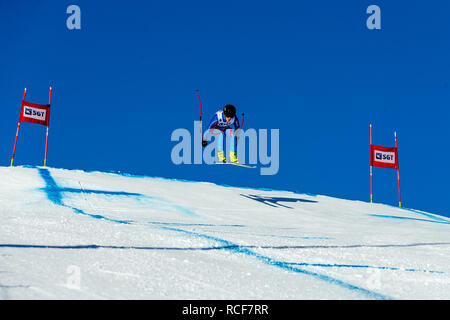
(0, 166, 449, 300)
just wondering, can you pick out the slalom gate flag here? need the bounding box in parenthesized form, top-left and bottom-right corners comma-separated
(370, 145, 398, 169)
(19, 100, 50, 126)
(369, 125, 402, 207)
(11, 86, 52, 167)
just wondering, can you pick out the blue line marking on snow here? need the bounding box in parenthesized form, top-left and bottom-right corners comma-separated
(282, 262, 444, 274)
(37, 168, 135, 223)
(165, 204, 197, 217)
(39, 168, 64, 205)
(151, 224, 393, 300)
(367, 214, 450, 225)
(38, 168, 141, 202)
(201, 229, 332, 240)
(22, 166, 430, 301)
(35, 165, 317, 199)
(70, 207, 132, 224)
(0, 243, 445, 274)
(37, 168, 197, 218)
(32, 167, 443, 299)
(0, 243, 238, 250)
(3, 242, 447, 251)
(401, 208, 450, 223)
(381, 201, 450, 222)
(148, 222, 246, 227)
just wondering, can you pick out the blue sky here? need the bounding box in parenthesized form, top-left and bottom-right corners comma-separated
(1, 1, 449, 217)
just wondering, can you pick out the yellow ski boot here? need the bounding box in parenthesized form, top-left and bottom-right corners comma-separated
(218, 151, 226, 163)
(229, 151, 239, 164)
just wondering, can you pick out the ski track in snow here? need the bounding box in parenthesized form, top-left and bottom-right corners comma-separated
(1, 166, 449, 299)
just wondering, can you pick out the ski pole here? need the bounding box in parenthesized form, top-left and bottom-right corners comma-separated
(196, 90, 208, 147)
(195, 90, 203, 140)
(196, 90, 203, 138)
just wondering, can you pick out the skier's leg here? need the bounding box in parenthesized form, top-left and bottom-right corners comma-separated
(216, 129, 226, 163)
(227, 129, 239, 163)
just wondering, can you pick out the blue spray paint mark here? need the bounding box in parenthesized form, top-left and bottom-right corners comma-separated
(32, 167, 426, 299)
(368, 214, 450, 225)
(37, 168, 136, 223)
(151, 224, 393, 300)
(400, 208, 450, 224)
(380, 201, 450, 222)
(38, 168, 141, 203)
(283, 262, 444, 274)
(0, 241, 446, 275)
(202, 229, 332, 240)
(35, 165, 317, 199)
(70, 207, 132, 224)
(148, 222, 246, 227)
(37, 168, 196, 218)
(0, 243, 235, 251)
(166, 204, 197, 217)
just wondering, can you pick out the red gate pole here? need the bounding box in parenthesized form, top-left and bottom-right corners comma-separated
(370, 124, 373, 203)
(395, 131, 401, 207)
(10, 87, 27, 167)
(44, 86, 52, 167)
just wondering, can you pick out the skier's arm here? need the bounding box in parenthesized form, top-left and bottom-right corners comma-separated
(202, 114, 219, 147)
(206, 114, 219, 130)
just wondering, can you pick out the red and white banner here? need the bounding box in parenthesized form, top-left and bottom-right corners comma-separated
(370, 144, 398, 169)
(19, 100, 50, 127)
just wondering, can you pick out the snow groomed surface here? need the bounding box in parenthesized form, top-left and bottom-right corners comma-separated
(0, 166, 449, 299)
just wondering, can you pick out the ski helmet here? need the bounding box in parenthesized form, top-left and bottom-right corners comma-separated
(223, 104, 236, 118)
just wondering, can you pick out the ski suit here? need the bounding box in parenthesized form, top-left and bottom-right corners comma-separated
(205, 110, 240, 152)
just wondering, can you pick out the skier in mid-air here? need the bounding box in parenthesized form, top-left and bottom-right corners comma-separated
(202, 104, 240, 163)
